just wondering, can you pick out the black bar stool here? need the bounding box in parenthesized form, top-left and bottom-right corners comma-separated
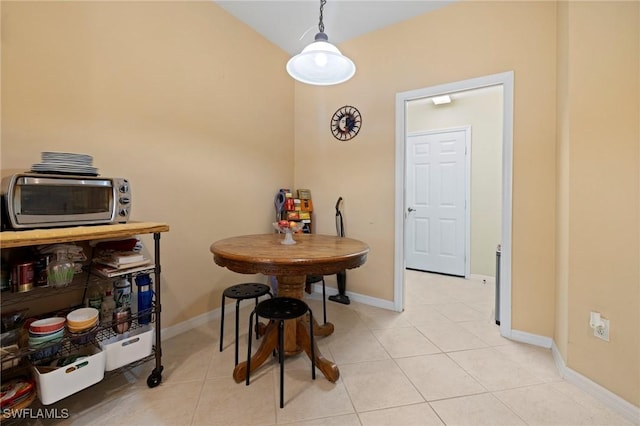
(306, 275, 327, 324)
(219, 283, 272, 365)
(246, 297, 315, 408)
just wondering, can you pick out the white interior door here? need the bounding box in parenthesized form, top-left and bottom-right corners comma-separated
(405, 128, 469, 276)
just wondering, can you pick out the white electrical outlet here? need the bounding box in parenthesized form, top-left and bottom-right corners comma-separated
(594, 318, 610, 341)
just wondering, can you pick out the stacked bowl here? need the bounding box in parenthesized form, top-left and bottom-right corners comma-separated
(28, 317, 65, 361)
(67, 308, 99, 344)
(66, 308, 99, 332)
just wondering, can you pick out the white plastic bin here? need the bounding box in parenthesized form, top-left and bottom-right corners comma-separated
(32, 345, 105, 405)
(100, 325, 154, 371)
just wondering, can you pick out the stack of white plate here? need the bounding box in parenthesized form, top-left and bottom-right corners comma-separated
(31, 151, 98, 176)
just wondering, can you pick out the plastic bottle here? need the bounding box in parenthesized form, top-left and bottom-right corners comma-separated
(113, 278, 131, 309)
(86, 284, 102, 314)
(134, 273, 154, 325)
(101, 284, 116, 325)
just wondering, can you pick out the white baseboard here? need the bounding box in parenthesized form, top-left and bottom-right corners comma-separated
(509, 329, 553, 348)
(159, 294, 271, 341)
(508, 329, 638, 425)
(551, 342, 640, 425)
(309, 283, 396, 310)
(160, 308, 217, 341)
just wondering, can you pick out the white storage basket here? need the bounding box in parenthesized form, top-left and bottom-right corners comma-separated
(100, 325, 154, 371)
(32, 344, 105, 405)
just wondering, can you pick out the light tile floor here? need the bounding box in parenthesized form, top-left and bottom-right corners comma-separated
(24, 270, 633, 425)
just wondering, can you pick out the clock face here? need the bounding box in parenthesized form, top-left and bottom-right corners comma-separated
(331, 106, 361, 141)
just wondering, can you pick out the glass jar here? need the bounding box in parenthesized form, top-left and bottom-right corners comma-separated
(47, 251, 74, 288)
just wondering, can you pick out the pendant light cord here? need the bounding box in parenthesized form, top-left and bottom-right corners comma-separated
(318, 0, 326, 33)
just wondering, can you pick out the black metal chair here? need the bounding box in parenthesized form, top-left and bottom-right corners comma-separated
(219, 283, 272, 365)
(246, 297, 315, 408)
(306, 275, 327, 324)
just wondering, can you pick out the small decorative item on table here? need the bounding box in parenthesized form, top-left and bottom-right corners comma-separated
(272, 221, 304, 245)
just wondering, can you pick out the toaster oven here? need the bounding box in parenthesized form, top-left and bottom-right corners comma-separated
(1, 173, 131, 230)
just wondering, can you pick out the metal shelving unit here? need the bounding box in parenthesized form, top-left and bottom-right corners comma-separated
(0, 222, 169, 399)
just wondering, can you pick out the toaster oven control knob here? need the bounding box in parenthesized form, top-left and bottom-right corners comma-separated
(119, 197, 130, 205)
(119, 182, 129, 193)
(119, 208, 129, 217)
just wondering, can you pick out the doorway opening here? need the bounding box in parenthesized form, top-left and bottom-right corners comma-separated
(394, 71, 514, 338)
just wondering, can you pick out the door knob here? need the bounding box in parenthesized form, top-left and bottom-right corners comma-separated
(407, 207, 415, 213)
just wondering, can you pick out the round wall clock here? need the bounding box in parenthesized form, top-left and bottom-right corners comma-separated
(331, 105, 362, 141)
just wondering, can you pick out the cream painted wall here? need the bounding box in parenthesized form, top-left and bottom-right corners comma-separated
(406, 87, 503, 277)
(557, 1, 639, 406)
(294, 2, 557, 337)
(2, 0, 638, 409)
(0, 2, 294, 328)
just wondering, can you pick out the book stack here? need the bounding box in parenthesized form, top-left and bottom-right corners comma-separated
(91, 251, 153, 278)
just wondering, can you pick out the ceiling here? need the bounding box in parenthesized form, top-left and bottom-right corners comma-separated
(214, 1, 454, 55)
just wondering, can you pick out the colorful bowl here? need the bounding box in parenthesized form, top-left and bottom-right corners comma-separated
(28, 317, 65, 334)
(66, 308, 99, 329)
(67, 318, 98, 334)
(28, 326, 65, 336)
(29, 326, 64, 337)
(28, 328, 64, 344)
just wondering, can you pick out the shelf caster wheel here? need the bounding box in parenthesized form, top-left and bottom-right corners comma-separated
(147, 367, 163, 388)
(147, 372, 162, 388)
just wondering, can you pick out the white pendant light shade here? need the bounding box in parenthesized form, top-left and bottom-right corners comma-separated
(287, 32, 356, 86)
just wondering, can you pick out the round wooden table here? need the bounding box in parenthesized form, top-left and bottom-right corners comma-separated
(210, 233, 369, 383)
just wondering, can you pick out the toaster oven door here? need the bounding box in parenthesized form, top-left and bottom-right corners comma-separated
(11, 176, 115, 227)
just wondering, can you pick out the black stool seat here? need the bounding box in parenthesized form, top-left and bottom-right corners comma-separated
(247, 297, 315, 408)
(220, 283, 272, 366)
(255, 297, 309, 320)
(223, 283, 271, 300)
